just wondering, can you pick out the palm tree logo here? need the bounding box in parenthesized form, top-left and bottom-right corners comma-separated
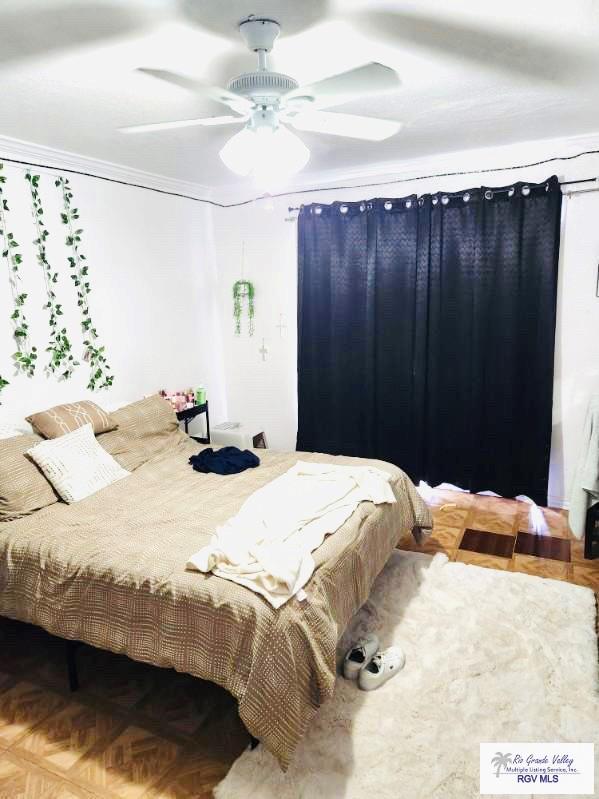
(491, 752, 513, 777)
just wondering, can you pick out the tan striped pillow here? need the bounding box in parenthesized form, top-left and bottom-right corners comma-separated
(27, 424, 130, 504)
(98, 395, 185, 472)
(26, 401, 117, 439)
(0, 434, 59, 521)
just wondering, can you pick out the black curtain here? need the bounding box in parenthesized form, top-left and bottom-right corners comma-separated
(297, 177, 562, 505)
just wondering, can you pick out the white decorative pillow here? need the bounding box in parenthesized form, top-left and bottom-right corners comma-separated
(27, 423, 130, 503)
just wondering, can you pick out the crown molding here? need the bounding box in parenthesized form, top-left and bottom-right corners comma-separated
(0, 134, 212, 201)
(4, 129, 599, 208)
(211, 129, 599, 205)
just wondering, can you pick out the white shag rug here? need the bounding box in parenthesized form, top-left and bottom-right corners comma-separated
(215, 551, 599, 799)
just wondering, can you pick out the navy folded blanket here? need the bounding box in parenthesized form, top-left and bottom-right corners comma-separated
(189, 446, 260, 476)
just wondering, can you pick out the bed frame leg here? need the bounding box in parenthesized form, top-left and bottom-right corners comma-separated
(66, 641, 80, 692)
(249, 735, 260, 750)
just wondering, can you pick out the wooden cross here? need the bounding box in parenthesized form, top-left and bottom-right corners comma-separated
(259, 338, 268, 361)
(276, 314, 287, 338)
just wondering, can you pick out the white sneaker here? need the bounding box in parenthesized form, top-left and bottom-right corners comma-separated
(358, 646, 406, 691)
(342, 633, 380, 680)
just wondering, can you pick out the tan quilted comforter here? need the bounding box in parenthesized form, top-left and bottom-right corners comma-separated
(0, 437, 431, 769)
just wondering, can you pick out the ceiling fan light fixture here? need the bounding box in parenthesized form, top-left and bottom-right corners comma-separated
(218, 127, 255, 176)
(219, 123, 310, 186)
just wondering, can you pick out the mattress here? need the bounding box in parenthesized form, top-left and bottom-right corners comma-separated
(0, 437, 431, 769)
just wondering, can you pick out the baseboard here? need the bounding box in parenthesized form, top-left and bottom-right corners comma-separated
(547, 495, 569, 511)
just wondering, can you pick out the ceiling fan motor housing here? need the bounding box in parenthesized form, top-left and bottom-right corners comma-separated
(239, 17, 281, 52)
(227, 71, 298, 106)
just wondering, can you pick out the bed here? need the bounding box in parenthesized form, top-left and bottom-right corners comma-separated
(0, 396, 431, 769)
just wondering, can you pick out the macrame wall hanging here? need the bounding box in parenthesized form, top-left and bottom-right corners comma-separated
(232, 242, 255, 336)
(0, 163, 114, 402)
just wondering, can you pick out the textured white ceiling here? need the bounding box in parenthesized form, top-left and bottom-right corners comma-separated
(1, 0, 599, 188)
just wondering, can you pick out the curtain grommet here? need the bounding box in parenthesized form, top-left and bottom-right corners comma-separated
(340, 204, 348, 215)
(432, 196, 439, 206)
(508, 187, 515, 197)
(314, 206, 322, 215)
(418, 197, 425, 207)
(441, 195, 449, 205)
(484, 190, 493, 200)
(384, 201, 393, 211)
(359, 203, 366, 212)
(521, 185, 531, 196)
(463, 192, 471, 203)
(405, 199, 412, 209)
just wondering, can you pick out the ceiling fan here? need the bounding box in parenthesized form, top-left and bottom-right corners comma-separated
(120, 16, 401, 186)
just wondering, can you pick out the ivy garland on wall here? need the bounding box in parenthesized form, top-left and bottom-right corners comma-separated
(26, 172, 78, 380)
(0, 164, 37, 381)
(56, 176, 113, 390)
(0, 166, 114, 400)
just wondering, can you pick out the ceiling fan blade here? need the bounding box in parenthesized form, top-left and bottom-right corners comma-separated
(283, 62, 400, 110)
(287, 111, 401, 141)
(120, 115, 246, 134)
(350, 11, 590, 82)
(136, 68, 252, 114)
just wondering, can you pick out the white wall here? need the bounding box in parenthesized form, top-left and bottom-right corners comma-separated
(211, 133, 599, 507)
(0, 162, 226, 438)
(209, 227, 299, 452)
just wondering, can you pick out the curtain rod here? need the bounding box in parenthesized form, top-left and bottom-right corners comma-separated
(287, 177, 599, 212)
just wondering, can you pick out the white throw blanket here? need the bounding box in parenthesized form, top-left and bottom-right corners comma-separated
(187, 461, 396, 607)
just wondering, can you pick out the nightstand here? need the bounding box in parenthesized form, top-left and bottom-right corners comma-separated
(176, 402, 210, 444)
